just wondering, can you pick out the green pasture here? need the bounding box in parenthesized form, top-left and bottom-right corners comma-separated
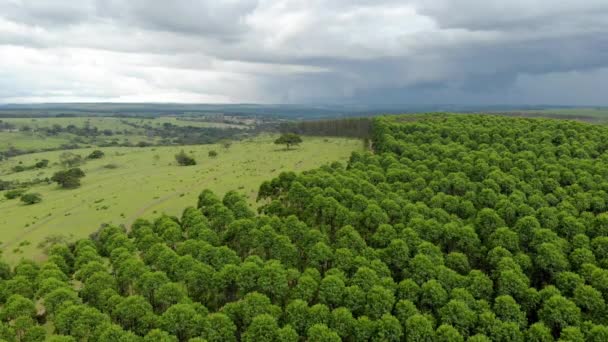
(0, 135, 362, 264)
(498, 108, 608, 122)
(1, 116, 247, 131)
(0, 116, 243, 153)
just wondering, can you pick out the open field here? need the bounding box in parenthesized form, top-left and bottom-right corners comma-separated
(0, 131, 159, 152)
(493, 108, 608, 122)
(522, 108, 608, 118)
(0, 132, 75, 151)
(0, 116, 250, 155)
(0, 135, 362, 264)
(1, 116, 248, 130)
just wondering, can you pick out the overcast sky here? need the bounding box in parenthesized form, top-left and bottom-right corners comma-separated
(1, 0, 607, 105)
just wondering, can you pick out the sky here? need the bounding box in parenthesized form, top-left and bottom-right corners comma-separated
(1, 0, 607, 105)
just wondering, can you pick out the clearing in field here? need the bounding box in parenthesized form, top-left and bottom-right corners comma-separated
(0, 135, 363, 263)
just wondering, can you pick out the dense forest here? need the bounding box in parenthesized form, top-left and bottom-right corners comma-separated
(3, 114, 608, 341)
(279, 118, 372, 139)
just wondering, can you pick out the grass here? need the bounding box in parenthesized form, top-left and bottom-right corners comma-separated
(0, 116, 247, 131)
(0, 135, 363, 264)
(495, 108, 608, 122)
(524, 108, 608, 118)
(0, 132, 75, 151)
(0, 131, 160, 152)
(0, 116, 248, 153)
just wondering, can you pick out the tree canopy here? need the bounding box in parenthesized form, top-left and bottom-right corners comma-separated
(274, 133, 303, 149)
(3, 114, 608, 340)
(175, 151, 196, 166)
(51, 168, 86, 189)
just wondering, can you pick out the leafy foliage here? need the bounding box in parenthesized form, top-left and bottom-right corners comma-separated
(4, 188, 27, 199)
(3, 114, 608, 340)
(20, 193, 42, 205)
(51, 168, 86, 189)
(174, 150, 196, 166)
(274, 133, 303, 149)
(87, 150, 105, 159)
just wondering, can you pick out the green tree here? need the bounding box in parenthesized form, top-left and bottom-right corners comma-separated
(113, 295, 155, 335)
(43, 287, 80, 316)
(205, 313, 237, 342)
(51, 168, 86, 189)
(308, 323, 341, 342)
(161, 303, 205, 341)
(365, 285, 395, 319)
(175, 150, 196, 166)
(373, 314, 402, 342)
(274, 133, 303, 149)
(143, 329, 178, 342)
(439, 300, 477, 337)
(435, 324, 464, 342)
(87, 150, 105, 159)
(318, 275, 345, 309)
(54, 305, 110, 341)
(405, 314, 435, 342)
(1, 295, 35, 321)
(539, 295, 581, 336)
(242, 314, 280, 342)
(330, 307, 355, 340)
(20, 193, 42, 205)
(4, 188, 27, 200)
(525, 322, 553, 342)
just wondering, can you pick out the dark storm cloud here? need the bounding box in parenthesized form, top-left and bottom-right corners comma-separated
(95, 0, 259, 40)
(415, 1, 608, 31)
(0, 0, 607, 104)
(1, 1, 94, 26)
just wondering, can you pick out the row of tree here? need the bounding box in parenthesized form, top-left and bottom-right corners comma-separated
(279, 118, 372, 139)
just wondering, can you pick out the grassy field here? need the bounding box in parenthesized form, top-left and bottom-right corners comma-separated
(0, 132, 75, 151)
(495, 108, 608, 122)
(0, 135, 363, 264)
(1, 116, 247, 130)
(0, 131, 161, 152)
(524, 108, 608, 118)
(0, 116, 248, 153)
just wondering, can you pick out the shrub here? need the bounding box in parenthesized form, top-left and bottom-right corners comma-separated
(20, 193, 42, 205)
(0, 180, 10, 191)
(208, 150, 218, 157)
(51, 168, 86, 189)
(59, 152, 83, 167)
(175, 151, 196, 166)
(35, 159, 49, 168)
(11, 165, 26, 173)
(87, 150, 105, 159)
(4, 188, 27, 199)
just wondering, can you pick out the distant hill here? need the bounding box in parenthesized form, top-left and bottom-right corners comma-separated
(3, 103, 605, 119)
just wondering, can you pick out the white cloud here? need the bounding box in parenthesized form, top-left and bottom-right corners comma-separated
(0, 0, 607, 104)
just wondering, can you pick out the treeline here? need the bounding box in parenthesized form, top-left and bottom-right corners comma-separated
(279, 118, 372, 139)
(0, 177, 51, 191)
(0, 120, 251, 158)
(0, 121, 16, 130)
(3, 122, 122, 139)
(39, 124, 119, 137)
(118, 121, 248, 145)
